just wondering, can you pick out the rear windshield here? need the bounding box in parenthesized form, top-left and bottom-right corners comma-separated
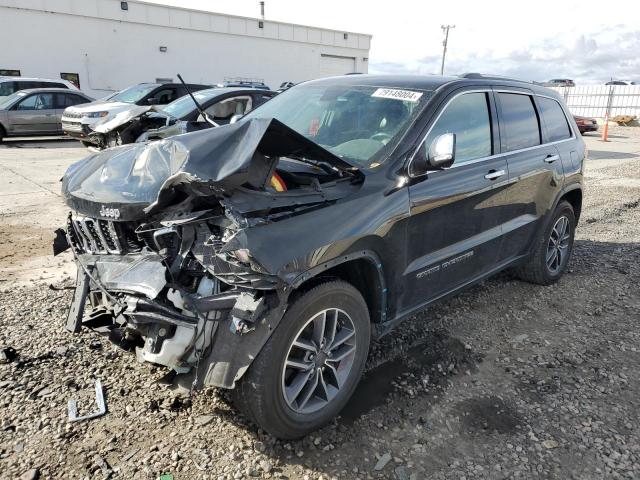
(243, 83, 431, 168)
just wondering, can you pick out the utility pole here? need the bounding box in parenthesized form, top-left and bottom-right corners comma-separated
(259, 1, 265, 19)
(440, 24, 455, 75)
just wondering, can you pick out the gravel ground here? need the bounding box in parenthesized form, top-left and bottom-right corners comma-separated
(1, 129, 639, 479)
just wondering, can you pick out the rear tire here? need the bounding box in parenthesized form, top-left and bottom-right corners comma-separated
(515, 200, 575, 285)
(0, 125, 5, 143)
(232, 280, 370, 439)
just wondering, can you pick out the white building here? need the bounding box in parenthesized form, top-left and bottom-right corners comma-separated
(0, 0, 372, 98)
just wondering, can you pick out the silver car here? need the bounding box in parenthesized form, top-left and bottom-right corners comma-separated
(0, 88, 93, 141)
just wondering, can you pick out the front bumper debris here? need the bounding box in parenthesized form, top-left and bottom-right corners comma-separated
(64, 249, 286, 389)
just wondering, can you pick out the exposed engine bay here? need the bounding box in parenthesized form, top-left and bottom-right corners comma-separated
(55, 118, 362, 390)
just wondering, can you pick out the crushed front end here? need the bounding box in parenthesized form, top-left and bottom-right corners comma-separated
(55, 118, 362, 390)
(61, 209, 286, 389)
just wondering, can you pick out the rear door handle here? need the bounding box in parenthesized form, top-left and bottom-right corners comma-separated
(484, 169, 506, 180)
(544, 154, 560, 163)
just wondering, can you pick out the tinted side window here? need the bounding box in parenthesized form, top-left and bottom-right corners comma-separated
(146, 87, 179, 104)
(423, 92, 492, 164)
(16, 93, 55, 110)
(498, 93, 541, 151)
(0, 81, 16, 96)
(56, 93, 88, 108)
(538, 97, 571, 142)
(15, 81, 35, 91)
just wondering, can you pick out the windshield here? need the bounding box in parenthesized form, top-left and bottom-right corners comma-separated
(242, 83, 431, 167)
(109, 84, 158, 104)
(0, 91, 27, 109)
(162, 89, 221, 119)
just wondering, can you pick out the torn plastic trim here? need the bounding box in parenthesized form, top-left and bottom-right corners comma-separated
(90, 105, 156, 134)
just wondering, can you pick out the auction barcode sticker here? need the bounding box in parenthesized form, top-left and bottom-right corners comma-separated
(371, 88, 423, 102)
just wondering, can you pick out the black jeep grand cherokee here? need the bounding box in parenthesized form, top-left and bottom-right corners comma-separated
(56, 74, 584, 438)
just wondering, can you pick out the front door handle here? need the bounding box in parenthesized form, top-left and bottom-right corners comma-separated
(544, 154, 560, 163)
(484, 169, 506, 180)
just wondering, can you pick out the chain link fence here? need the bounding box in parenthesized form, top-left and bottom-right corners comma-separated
(550, 85, 640, 119)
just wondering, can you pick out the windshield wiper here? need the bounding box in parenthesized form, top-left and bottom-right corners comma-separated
(285, 154, 354, 175)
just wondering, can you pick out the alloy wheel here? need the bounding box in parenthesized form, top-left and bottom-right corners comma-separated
(281, 308, 357, 414)
(546, 215, 571, 274)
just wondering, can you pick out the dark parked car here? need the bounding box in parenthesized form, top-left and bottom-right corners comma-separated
(0, 88, 92, 141)
(573, 115, 598, 134)
(88, 87, 277, 149)
(55, 74, 584, 438)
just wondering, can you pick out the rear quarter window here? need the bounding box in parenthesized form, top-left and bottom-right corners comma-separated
(537, 97, 572, 142)
(498, 93, 541, 152)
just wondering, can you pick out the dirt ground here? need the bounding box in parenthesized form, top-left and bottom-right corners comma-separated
(0, 130, 639, 479)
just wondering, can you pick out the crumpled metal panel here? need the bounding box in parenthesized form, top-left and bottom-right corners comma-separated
(61, 118, 358, 221)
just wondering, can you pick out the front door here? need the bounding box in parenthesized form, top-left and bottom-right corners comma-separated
(10, 92, 58, 134)
(402, 90, 510, 313)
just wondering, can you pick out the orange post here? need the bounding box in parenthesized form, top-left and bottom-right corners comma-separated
(601, 114, 609, 142)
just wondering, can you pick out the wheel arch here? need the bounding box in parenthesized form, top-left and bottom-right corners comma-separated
(558, 185, 583, 223)
(290, 251, 387, 326)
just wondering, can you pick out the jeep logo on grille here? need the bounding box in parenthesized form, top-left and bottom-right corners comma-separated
(100, 206, 120, 219)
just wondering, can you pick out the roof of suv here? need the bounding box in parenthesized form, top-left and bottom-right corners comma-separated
(306, 74, 555, 96)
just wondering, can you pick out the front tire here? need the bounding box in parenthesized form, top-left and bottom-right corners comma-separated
(515, 200, 576, 285)
(232, 280, 371, 439)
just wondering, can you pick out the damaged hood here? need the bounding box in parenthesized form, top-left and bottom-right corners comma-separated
(62, 117, 359, 220)
(90, 105, 158, 133)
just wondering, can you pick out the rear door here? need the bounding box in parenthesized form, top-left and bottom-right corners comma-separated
(494, 90, 565, 262)
(9, 92, 58, 134)
(536, 95, 580, 178)
(404, 89, 510, 311)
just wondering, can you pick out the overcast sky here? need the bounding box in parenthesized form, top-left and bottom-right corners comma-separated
(149, 0, 639, 84)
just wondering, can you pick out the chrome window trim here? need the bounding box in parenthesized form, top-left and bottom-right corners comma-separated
(407, 88, 576, 177)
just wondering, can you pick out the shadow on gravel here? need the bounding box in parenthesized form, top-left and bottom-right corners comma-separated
(0, 138, 81, 149)
(340, 330, 483, 422)
(587, 149, 638, 160)
(454, 396, 523, 434)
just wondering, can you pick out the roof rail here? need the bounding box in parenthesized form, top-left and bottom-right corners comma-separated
(458, 72, 533, 84)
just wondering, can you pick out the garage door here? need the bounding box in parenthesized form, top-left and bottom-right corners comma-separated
(320, 54, 356, 77)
